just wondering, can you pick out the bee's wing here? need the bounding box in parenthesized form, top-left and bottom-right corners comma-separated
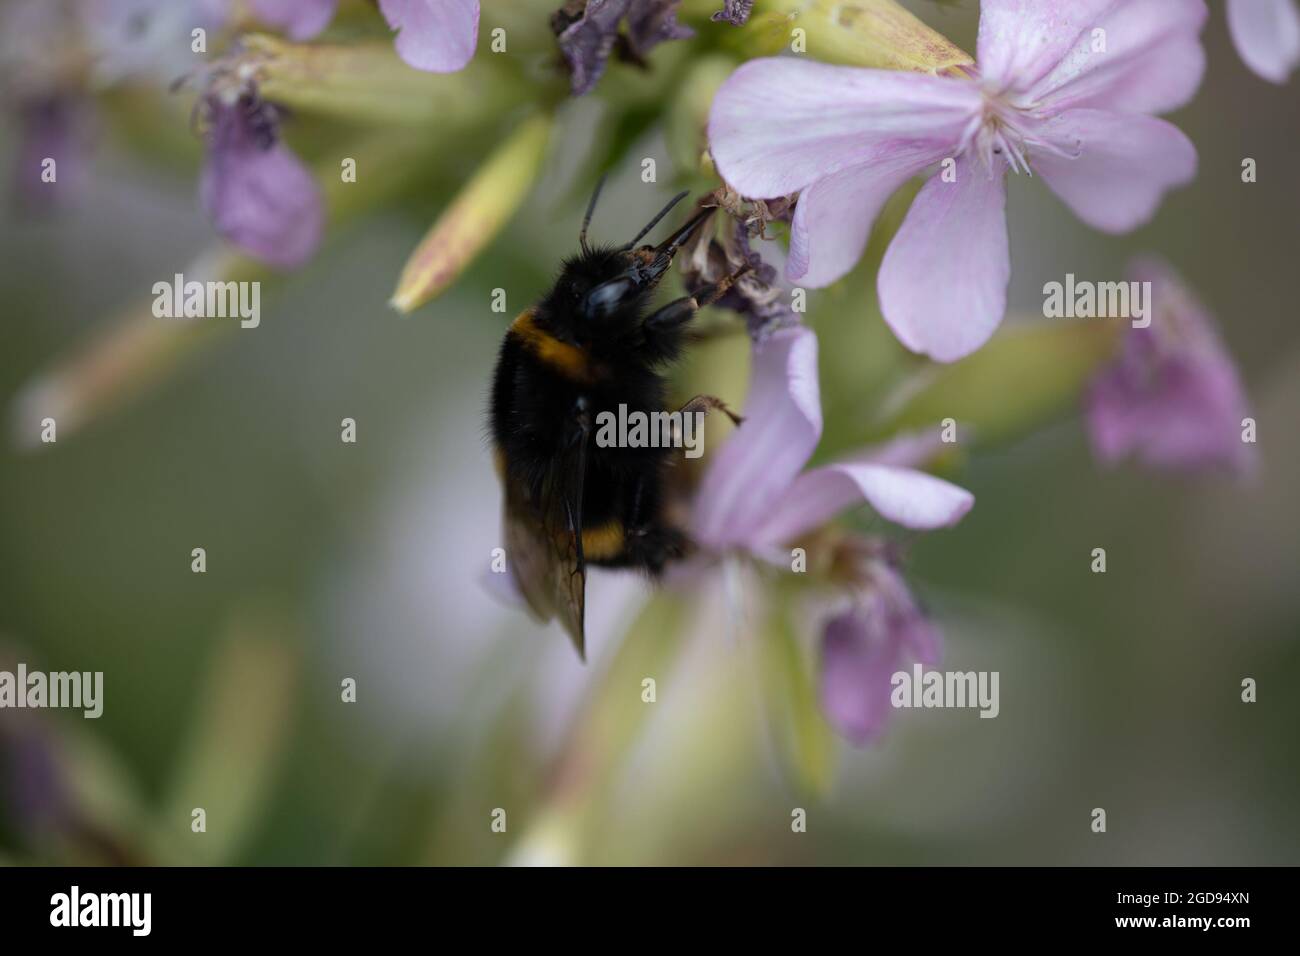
(502, 418, 589, 658)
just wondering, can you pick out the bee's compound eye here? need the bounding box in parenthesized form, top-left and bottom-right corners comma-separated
(581, 276, 637, 321)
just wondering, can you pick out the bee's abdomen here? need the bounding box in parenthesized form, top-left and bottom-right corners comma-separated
(490, 316, 585, 488)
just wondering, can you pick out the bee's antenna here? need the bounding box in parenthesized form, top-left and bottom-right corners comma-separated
(579, 174, 607, 254)
(621, 190, 690, 251)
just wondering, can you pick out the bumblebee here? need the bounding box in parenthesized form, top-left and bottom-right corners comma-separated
(490, 181, 746, 658)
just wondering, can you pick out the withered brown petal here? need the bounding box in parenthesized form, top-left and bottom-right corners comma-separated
(711, 0, 754, 26)
(555, 0, 693, 95)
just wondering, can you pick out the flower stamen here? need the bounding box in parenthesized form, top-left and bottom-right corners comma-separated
(957, 87, 1082, 177)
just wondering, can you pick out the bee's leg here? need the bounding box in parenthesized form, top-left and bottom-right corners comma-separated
(639, 522, 691, 574)
(595, 472, 689, 575)
(641, 295, 700, 336)
(611, 520, 690, 574)
(640, 265, 753, 363)
(562, 396, 592, 569)
(642, 263, 754, 335)
(626, 471, 649, 527)
(675, 394, 743, 428)
(566, 395, 592, 450)
(689, 261, 754, 309)
(666, 395, 742, 471)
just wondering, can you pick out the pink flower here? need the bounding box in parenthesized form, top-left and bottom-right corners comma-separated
(1227, 0, 1300, 83)
(248, 0, 480, 73)
(1085, 256, 1256, 477)
(200, 92, 324, 268)
(820, 558, 940, 746)
(688, 326, 970, 745)
(249, 0, 337, 40)
(691, 326, 973, 557)
(378, 0, 479, 73)
(708, 0, 1207, 362)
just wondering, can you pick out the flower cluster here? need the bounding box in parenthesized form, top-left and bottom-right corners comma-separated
(687, 325, 973, 743)
(4, 0, 1270, 761)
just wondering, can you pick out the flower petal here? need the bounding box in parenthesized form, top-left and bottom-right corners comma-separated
(708, 58, 979, 199)
(691, 326, 821, 550)
(378, 0, 479, 73)
(820, 606, 901, 746)
(878, 156, 1009, 362)
(200, 100, 324, 269)
(870, 561, 943, 664)
(1030, 0, 1208, 115)
(787, 147, 940, 288)
(854, 429, 949, 470)
(754, 462, 973, 544)
(1227, 0, 1300, 83)
(1085, 256, 1256, 476)
(1034, 109, 1196, 234)
(624, 0, 693, 59)
(251, 0, 337, 40)
(820, 566, 941, 746)
(976, 0, 1115, 94)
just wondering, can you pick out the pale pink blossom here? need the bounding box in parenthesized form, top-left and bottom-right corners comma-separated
(200, 93, 323, 268)
(689, 325, 971, 745)
(1227, 0, 1300, 83)
(691, 326, 973, 555)
(1085, 257, 1256, 477)
(709, 0, 1207, 361)
(820, 558, 940, 746)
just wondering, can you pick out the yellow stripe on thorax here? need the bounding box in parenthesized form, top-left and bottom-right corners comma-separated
(510, 308, 596, 384)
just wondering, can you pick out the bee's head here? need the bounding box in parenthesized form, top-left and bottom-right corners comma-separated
(536, 187, 711, 352)
(537, 246, 647, 346)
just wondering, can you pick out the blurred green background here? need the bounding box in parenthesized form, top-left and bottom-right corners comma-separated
(1, 1, 1297, 865)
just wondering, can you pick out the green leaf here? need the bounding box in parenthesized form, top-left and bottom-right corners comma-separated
(247, 35, 534, 127)
(867, 318, 1122, 449)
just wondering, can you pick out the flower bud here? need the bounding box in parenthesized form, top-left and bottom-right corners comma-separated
(725, 0, 972, 73)
(390, 113, 552, 313)
(242, 33, 523, 126)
